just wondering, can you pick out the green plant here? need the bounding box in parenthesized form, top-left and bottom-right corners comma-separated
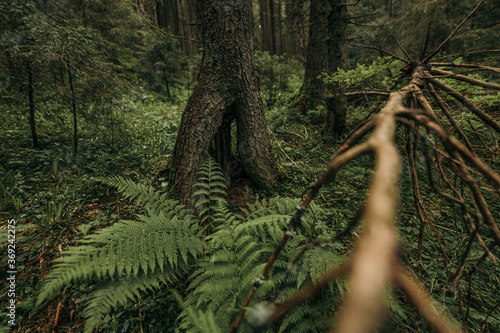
(253, 51, 304, 106)
(0, 174, 23, 213)
(320, 56, 401, 90)
(35, 176, 204, 332)
(35, 154, 349, 333)
(179, 196, 343, 333)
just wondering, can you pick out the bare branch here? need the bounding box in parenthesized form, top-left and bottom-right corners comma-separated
(423, 0, 485, 62)
(344, 90, 390, 96)
(395, 268, 461, 333)
(430, 62, 500, 74)
(271, 263, 351, 322)
(399, 112, 500, 246)
(392, 35, 413, 62)
(428, 76, 500, 134)
(431, 68, 500, 90)
(432, 49, 500, 61)
(426, 83, 476, 156)
(332, 86, 412, 333)
(345, 41, 408, 63)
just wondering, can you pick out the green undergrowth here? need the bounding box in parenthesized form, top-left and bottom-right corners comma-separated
(1, 67, 499, 331)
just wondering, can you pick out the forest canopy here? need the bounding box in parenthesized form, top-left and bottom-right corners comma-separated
(0, 0, 499, 332)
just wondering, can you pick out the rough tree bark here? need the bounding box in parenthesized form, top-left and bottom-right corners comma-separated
(170, 0, 277, 204)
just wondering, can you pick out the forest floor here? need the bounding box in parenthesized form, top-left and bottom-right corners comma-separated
(1, 96, 499, 332)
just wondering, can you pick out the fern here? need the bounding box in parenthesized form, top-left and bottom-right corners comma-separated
(96, 175, 181, 215)
(179, 196, 344, 333)
(193, 152, 227, 228)
(35, 166, 221, 332)
(37, 154, 346, 333)
(83, 271, 173, 333)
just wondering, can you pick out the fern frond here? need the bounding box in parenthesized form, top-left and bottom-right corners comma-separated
(180, 195, 343, 332)
(96, 176, 183, 216)
(178, 306, 224, 333)
(83, 271, 174, 333)
(192, 153, 228, 228)
(36, 211, 203, 307)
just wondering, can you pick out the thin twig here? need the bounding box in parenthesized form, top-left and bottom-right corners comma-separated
(430, 62, 500, 74)
(428, 76, 500, 134)
(395, 268, 460, 333)
(430, 68, 500, 90)
(392, 35, 413, 62)
(423, 0, 485, 62)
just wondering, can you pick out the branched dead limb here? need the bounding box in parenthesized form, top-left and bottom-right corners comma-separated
(404, 128, 453, 272)
(397, 112, 500, 191)
(433, 153, 498, 262)
(331, 85, 411, 333)
(426, 83, 476, 156)
(395, 268, 460, 333)
(231, 48, 499, 331)
(272, 213, 360, 303)
(427, 77, 500, 134)
(429, 62, 500, 74)
(229, 139, 373, 332)
(398, 112, 500, 246)
(430, 68, 500, 91)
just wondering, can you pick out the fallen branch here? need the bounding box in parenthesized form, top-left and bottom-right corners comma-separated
(430, 62, 500, 74)
(430, 68, 500, 90)
(428, 76, 500, 134)
(395, 268, 460, 333)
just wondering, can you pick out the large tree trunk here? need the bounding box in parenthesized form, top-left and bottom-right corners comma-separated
(170, 0, 277, 204)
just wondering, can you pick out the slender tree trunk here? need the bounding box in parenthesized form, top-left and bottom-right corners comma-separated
(246, 0, 257, 50)
(296, 0, 348, 136)
(268, 0, 277, 54)
(67, 68, 78, 155)
(163, 67, 172, 99)
(170, 0, 277, 204)
(295, 0, 330, 113)
(278, 0, 283, 55)
(285, 0, 306, 60)
(324, 0, 348, 136)
(259, 0, 272, 52)
(26, 59, 40, 149)
(156, 0, 181, 38)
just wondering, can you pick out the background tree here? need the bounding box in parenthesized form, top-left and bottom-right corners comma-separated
(294, 0, 348, 136)
(169, 0, 278, 203)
